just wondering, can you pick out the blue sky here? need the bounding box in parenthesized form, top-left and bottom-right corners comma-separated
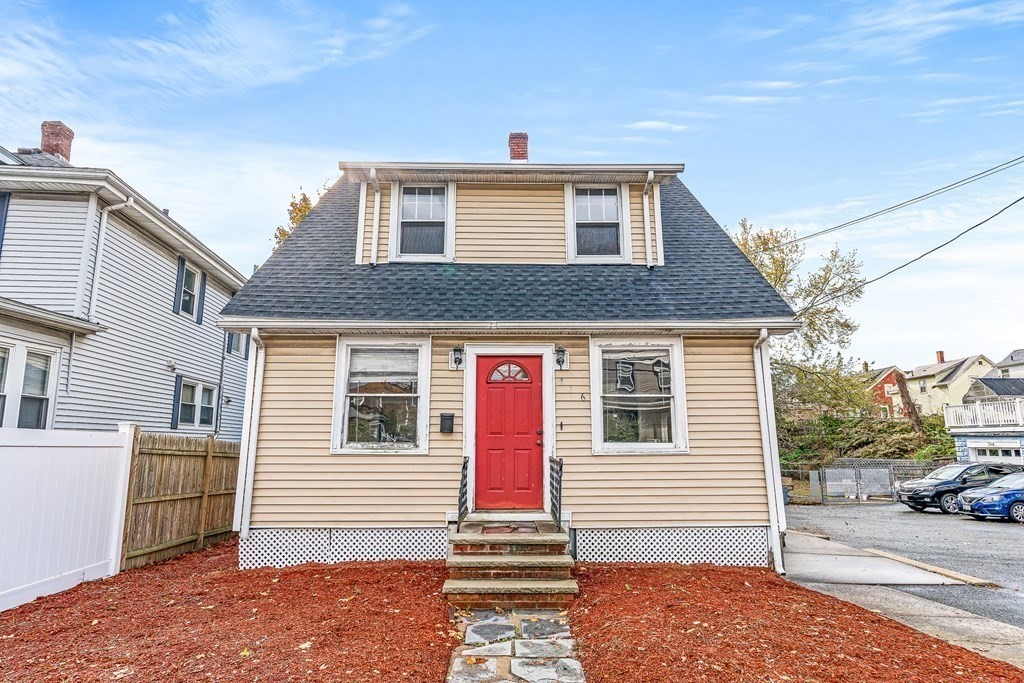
(2, 0, 1023, 368)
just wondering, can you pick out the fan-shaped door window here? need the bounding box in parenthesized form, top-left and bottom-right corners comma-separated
(489, 362, 530, 382)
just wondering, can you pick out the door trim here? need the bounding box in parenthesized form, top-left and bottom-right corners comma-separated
(463, 344, 556, 514)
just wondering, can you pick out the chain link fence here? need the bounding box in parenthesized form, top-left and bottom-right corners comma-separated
(781, 458, 954, 505)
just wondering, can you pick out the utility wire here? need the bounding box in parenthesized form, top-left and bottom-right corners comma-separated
(805, 193, 1024, 312)
(773, 153, 1024, 249)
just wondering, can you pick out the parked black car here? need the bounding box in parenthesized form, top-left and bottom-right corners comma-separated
(897, 463, 1024, 514)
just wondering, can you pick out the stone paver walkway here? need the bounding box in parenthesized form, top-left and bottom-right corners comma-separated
(448, 608, 586, 683)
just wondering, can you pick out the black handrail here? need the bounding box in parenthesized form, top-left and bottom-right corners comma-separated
(549, 456, 564, 532)
(457, 456, 470, 524)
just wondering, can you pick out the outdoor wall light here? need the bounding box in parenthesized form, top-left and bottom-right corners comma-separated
(555, 346, 568, 370)
(451, 345, 464, 370)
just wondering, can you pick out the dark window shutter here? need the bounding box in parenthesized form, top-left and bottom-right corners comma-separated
(243, 334, 250, 360)
(0, 193, 10, 260)
(173, 256, 186, 314)
(226, 332, 235, 354)
(195, 272, 207, 324)
(170, 373, 183, 429)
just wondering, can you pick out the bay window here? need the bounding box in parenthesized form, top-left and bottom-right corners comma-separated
(590, 338, 688, 453)
(333, 338, 430, 453)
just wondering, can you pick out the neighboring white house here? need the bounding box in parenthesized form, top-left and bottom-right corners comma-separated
(988, 349, 1024, 379)
(0, 121, 248, 439)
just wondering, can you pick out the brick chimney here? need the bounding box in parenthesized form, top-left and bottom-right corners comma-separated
(508, 132, 528, 163)
(862, 361, 869, 373)
(41, 121, 74, 162)
(936, 350, 945, 363)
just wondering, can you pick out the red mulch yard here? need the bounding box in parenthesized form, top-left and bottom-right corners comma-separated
(571, 563, 1024, 683)
(0, 539, 456, 682)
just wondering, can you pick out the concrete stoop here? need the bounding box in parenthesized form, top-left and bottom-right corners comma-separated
(443, 520, 578, 610)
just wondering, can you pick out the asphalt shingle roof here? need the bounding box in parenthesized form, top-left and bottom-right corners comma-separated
(222, 176, 795, 322)
(13, 149, 72, 167)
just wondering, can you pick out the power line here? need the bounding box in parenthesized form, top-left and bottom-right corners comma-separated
(804, 193, 1024, 313)
(774, 153, 1024, 249)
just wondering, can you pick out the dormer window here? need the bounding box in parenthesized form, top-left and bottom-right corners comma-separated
(566, 184, 630, 263)
(390, 183, 455, 262)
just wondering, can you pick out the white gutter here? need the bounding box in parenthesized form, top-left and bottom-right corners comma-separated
(369, 168, 381, 267)
(216, 316, 802, 333)
(87, 195, 134, 320)
(236, 327, 265, 538)
(753, 328, 786, 573)
(642, 170, 654, 269)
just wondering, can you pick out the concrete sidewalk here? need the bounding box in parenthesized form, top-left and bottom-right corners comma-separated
(785, 532, 1023, 670)
(784, 532, 961, 585)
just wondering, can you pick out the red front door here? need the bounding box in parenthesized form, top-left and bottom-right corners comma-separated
(475, 355, 544, 510)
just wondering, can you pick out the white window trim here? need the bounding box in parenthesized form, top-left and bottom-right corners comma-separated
(589, 336, 689, 454)
(179, 262, 200, 320)
(179, 379, 218, 428)
(565, 183, 632, 264)
(0, 338, 61, 429)
(388, 181, 456, 263)
(331, 336, 432, 455)
(462, 343, 556, 514)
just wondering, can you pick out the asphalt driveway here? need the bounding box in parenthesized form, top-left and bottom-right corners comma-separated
(786, 502, 1024, 628)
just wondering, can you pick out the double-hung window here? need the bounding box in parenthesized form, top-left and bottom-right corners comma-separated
(174, 257, 207, 323)
(173, 378, 216, 429)
(0, 341, 58, 429)
(391, 183, 455, 261)
(0, 347, 8, 424)
(332, 338, 430, 453)
(567, 185, 630, 263)
(590, 338, 687, 453)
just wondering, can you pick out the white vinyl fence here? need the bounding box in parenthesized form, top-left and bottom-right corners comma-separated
(0, 424, 134, 612)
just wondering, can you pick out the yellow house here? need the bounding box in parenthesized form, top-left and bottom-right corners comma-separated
(220, 134, 798, 607)
(891, 351, 995, 416)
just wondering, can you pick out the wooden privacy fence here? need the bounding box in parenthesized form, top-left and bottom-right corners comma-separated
(120, 430, 239, 569)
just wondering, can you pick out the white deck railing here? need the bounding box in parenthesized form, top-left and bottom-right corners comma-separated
(944, 399, 1024, 428)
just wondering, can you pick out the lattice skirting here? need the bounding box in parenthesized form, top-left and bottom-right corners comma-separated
(239, 527, 448, 569)
(574, 526, 770, 566)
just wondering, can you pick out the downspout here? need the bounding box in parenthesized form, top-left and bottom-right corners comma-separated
(213, 330, 227, 438)
(754, 328, 787, 573)
(368, 168, 381, 267)
(87, 195, 135, 321)
(236, 327, 265, 539)
(642, 170, 654, 269)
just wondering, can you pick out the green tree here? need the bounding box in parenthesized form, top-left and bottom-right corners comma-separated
(732, 220, 872, 416)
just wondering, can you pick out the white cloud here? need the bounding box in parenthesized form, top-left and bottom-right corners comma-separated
(704, 94, 798, 105)
(623, 120, 688, 132)
(736, 80, 806, 90)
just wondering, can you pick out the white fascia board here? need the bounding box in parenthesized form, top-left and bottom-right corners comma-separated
(217, 316, 801, 334)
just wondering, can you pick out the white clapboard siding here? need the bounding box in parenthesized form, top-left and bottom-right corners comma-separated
(0, 427, 133, 612)
(53, 213, 247, 440)
(0, 193, 91, 314)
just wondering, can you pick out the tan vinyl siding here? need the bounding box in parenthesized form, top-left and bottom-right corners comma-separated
(454, 184, 566, 262)
(358, 182, 391, 264)
(249, 335, 769, 528)
(628, 184, 657, 265)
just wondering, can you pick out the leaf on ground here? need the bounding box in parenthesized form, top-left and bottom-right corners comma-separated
(297, 642, 312, 651)
(240, 648, 253, 657)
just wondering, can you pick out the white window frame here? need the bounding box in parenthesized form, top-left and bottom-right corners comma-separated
(565, 183, 631, 264)
(331, 336, 431, 455)
(0, 338, 61, 429)
(179, 262, 200, 319)
(389, 182, 456, 263)
(178, 380, 217, 428)
(589, 336, 689, 454)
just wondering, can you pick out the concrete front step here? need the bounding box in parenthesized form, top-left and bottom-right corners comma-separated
(450, 531, 569, 556)
(443, 578, 579, 610)
(447, 553, 574, 580)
